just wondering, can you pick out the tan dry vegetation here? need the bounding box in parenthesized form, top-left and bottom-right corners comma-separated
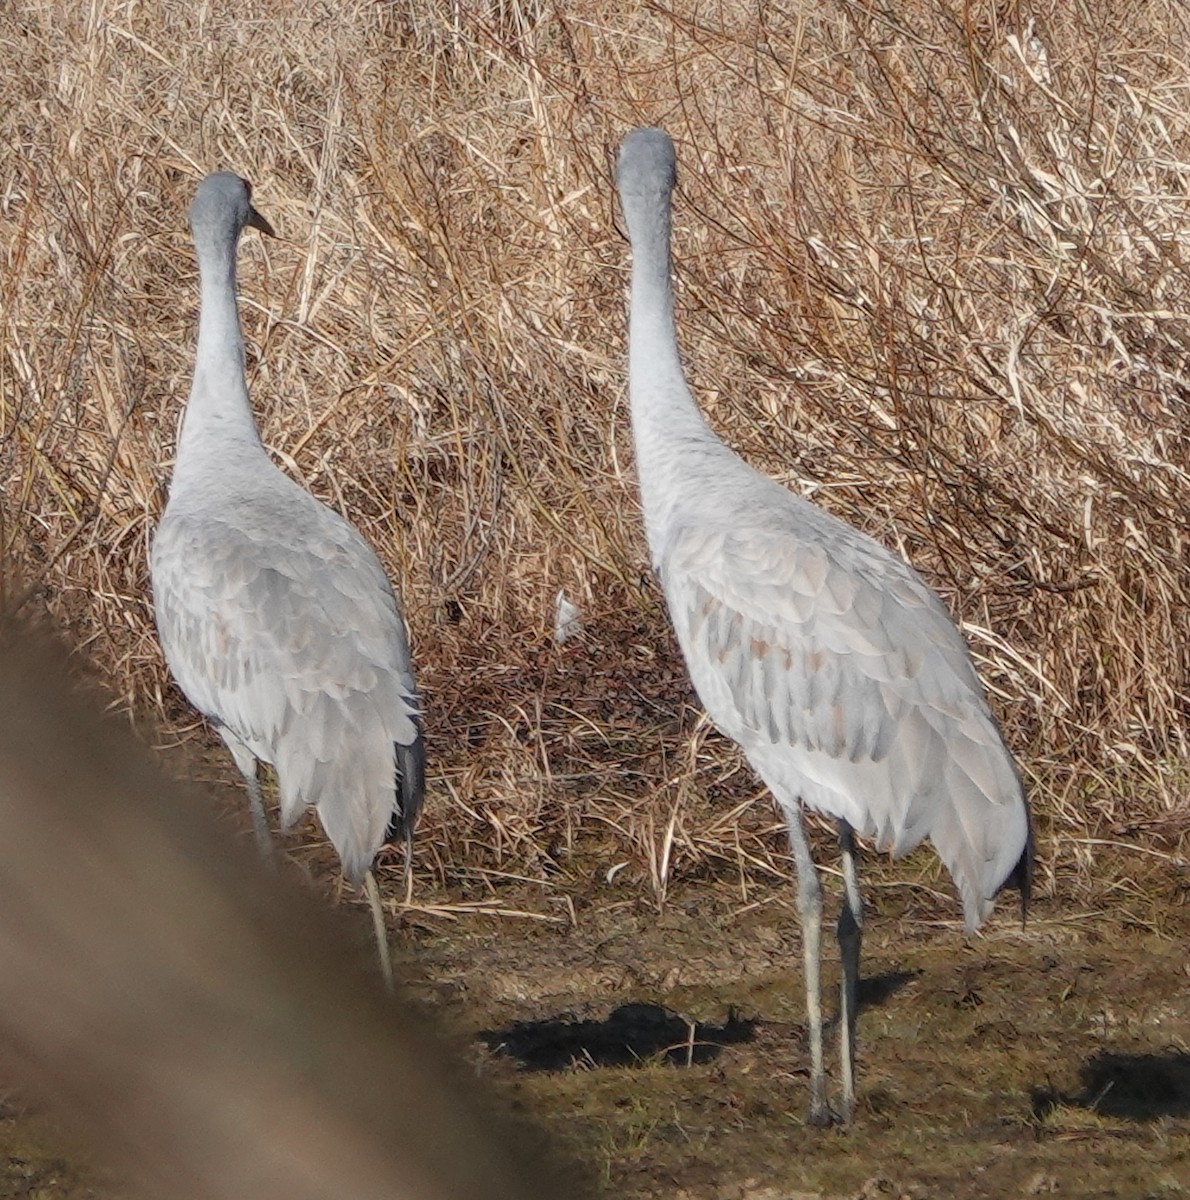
(2, 0, 1189, 913)
(4, 2, 1190, 1198)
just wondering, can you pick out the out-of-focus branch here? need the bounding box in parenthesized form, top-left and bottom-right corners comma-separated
(0, 627, 580, 1200)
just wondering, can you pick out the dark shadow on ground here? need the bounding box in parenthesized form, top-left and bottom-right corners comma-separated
(480, 1002, 757, 1071)
(1032, 1050, 1190, 1120)
(821, 969, 919, 1036)
(857, 969, 919, 1011)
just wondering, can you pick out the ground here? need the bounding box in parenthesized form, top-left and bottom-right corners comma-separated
(3, 811, 1187, 1200)
(402, 884, 1190, 1199)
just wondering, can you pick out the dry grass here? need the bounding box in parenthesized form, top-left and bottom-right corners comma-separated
(2, 0, 1189, 913)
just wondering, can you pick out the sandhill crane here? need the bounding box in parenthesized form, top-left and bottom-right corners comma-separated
(150, 173, 424, 991)
(614, 127, 1032, 1125)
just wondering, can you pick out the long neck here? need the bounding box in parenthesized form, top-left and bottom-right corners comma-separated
(625, 192, 712, 451)
(173, 235, 264, 478)
(625, 189, 723, 555)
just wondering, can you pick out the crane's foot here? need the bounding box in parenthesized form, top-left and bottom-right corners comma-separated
(807, 1080, 837, 1127)
(806, 1095, 852, 1127)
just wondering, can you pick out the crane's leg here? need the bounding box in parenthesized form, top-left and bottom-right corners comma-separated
(402, 832, 415, 906)
(784, 806, 832, 1126)
(220, 735, 274, 865)
(364, 870, 395, 995)
(241, 767, 275, 863)
(837, 819, 864, 1124)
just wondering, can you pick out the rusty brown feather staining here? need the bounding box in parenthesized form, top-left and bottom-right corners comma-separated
(693, 591, 723, 638)
(213, 615, 232, 660)
(806, 647, 826, 673)
(750, 636, 770, 660)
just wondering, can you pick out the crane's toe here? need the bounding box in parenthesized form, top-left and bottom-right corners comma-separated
(805, 1076, 841, 1127)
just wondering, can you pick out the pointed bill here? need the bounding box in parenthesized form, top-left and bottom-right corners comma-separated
(246, 205, 276, 237)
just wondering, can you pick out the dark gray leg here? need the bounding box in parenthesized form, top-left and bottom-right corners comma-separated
(837, 819, 864, 1123)
(784, 806, 832, 1126)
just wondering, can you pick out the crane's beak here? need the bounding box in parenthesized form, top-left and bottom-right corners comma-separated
(246, 205, 276, 238)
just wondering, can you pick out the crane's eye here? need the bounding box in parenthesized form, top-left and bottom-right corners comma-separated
(242, 177, 254, 199)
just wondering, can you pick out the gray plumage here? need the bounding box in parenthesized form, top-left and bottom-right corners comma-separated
(615, 127, 1031, 1124)
(151, 174, 423, 979)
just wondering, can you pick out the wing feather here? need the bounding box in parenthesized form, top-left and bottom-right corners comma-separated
(151, 485, 423, 882)
(660, 516, 1028, 927)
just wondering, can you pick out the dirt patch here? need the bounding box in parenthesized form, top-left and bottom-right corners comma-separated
(0, 1099, 115, 1200)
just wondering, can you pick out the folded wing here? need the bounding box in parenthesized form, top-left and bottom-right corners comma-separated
(152, 499, 422, 883)
(661, 514, 1029, 928)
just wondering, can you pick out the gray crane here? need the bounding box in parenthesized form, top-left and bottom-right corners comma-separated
(614, 127, 1032, 1125)
(150, 173, 424, 991)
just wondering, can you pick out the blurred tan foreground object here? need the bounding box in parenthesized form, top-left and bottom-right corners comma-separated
(0, 630, 576, 1200)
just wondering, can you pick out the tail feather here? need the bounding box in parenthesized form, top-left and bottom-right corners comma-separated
(386, 719, 426, 845)
(998, 797, 1035, 925)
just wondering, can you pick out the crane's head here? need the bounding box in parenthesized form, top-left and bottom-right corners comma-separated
(188, 172, 275, 247)
(615, 126, 678, 200)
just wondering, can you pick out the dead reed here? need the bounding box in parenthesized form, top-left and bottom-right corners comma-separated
(2, 0, 1188, 913)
